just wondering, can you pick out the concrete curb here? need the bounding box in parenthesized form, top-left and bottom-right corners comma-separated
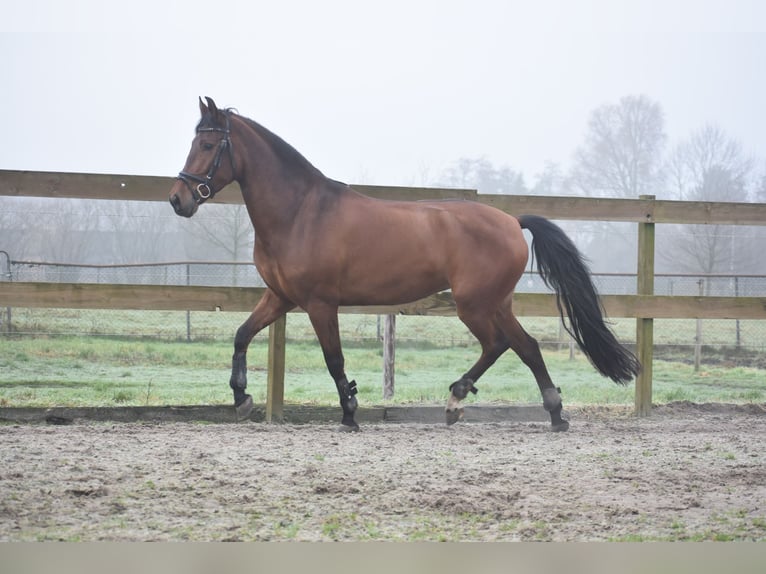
(0, 404, 551, 425)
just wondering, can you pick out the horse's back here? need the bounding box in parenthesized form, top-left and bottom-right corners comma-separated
(274, 189, 529, 307)
(344, 194, 529, 304)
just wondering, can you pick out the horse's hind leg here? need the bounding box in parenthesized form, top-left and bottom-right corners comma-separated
(500, 312, 569, 432)
(230, 289, 295, 419)
(446, 303, 510, 425)
(306, 302, 360, 432)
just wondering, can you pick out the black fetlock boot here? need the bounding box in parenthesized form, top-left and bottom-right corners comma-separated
(230, 355, 254, 421)
(450, 377, 478, 400)
(336, 378, 360, 432)
(542, 387, 569, 432)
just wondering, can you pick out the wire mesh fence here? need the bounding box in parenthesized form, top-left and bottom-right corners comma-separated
(1, 260, 765, 367)
(6, 260, 265, 288)
(7, 259, 766, 295)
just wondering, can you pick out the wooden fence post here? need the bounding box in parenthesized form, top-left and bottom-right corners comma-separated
(266, 314, 286, 422)
(694, 279, 704, 371)
(383, 314, 396, 399)
(635, 195, 655, 417)
(185, 264, 192, 343)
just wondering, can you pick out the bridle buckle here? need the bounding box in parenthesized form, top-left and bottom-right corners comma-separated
(196, 182, 212, 200)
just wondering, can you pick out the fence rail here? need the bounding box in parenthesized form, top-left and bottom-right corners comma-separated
(5, 259, 766, 296)
(2, 169, 766, 419)
(2, 279, 765, 320)
(3, 168, 766, 224)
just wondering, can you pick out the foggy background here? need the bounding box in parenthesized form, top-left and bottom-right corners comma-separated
(1, 0, 765, 277)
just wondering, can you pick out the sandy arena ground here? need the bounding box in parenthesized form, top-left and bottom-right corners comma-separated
(1, 403, 764, 541)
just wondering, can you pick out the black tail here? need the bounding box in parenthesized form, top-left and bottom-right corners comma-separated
(518, 215, 640, 384)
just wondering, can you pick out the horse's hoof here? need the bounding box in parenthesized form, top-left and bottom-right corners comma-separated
(445, 407, 464, 426)
(337, 423, 360, 433)
(551, 420, 570, 432)
(235, 395, 254, 421)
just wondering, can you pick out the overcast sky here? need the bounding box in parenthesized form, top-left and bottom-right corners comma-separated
(2, 0, 764, 189)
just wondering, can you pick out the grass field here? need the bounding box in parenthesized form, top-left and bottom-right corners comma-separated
(1, 331, 764, 409)
(1, 308, 764, 408)
(6, 308, 766, 352)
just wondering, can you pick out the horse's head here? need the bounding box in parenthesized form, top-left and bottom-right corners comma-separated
(169, 97, 237, 217)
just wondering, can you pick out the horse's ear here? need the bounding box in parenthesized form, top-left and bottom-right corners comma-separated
(199, 96, 221, 121)
(204, 96, 220, 120)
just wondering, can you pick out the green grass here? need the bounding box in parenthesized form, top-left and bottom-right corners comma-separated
(609, 509, 766, 541)
(0, 333, 763, 408)
(1, 308, 764, 408)
(6, 308, 766, 353)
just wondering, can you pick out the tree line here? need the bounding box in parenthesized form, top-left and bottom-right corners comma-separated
(435, 95, 766, 275)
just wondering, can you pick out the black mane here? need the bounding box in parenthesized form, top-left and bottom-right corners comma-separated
(200, 109, 324, 181)
(243, 115, 323, 178)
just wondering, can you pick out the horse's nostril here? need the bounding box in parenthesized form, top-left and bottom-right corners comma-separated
(170, 194, 180, 209)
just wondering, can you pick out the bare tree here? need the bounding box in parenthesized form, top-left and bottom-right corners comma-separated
(568, 95, 666, 273)
(570, 94, 666, 198)
(0, 197, 36, 261)
(183, 204, 252, 262)
(754, 162, 766, 203)
(98, 201, 188, 265)
(437, 157, 527, 195)
(530, 162, 569, 196)
(180, 204, 253, 286)
(665, 124, 752, 201)
(672, 167, 746, 274)
(662, 126, 755, 276)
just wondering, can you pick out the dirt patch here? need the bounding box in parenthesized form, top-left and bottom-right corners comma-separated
(1, 403, 764, 541)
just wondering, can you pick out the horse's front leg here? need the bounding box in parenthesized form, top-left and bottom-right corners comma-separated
(306, 302, 359, 432)
(230, 289, 295, 419)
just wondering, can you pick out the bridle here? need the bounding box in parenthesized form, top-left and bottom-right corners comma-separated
(177, 113, 236, 204)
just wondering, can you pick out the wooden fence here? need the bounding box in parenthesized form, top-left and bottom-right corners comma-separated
(2, 169, 766, 419)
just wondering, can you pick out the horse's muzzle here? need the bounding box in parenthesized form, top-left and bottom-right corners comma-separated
(169, 190, 197, 218)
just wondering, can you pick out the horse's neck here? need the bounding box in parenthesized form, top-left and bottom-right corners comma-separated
(234, 118, 328, 243)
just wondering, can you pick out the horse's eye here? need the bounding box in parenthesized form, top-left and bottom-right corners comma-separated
(202, 142, 215, 151)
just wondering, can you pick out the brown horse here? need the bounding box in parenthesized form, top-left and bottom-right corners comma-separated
(169, 97, 640, 432)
